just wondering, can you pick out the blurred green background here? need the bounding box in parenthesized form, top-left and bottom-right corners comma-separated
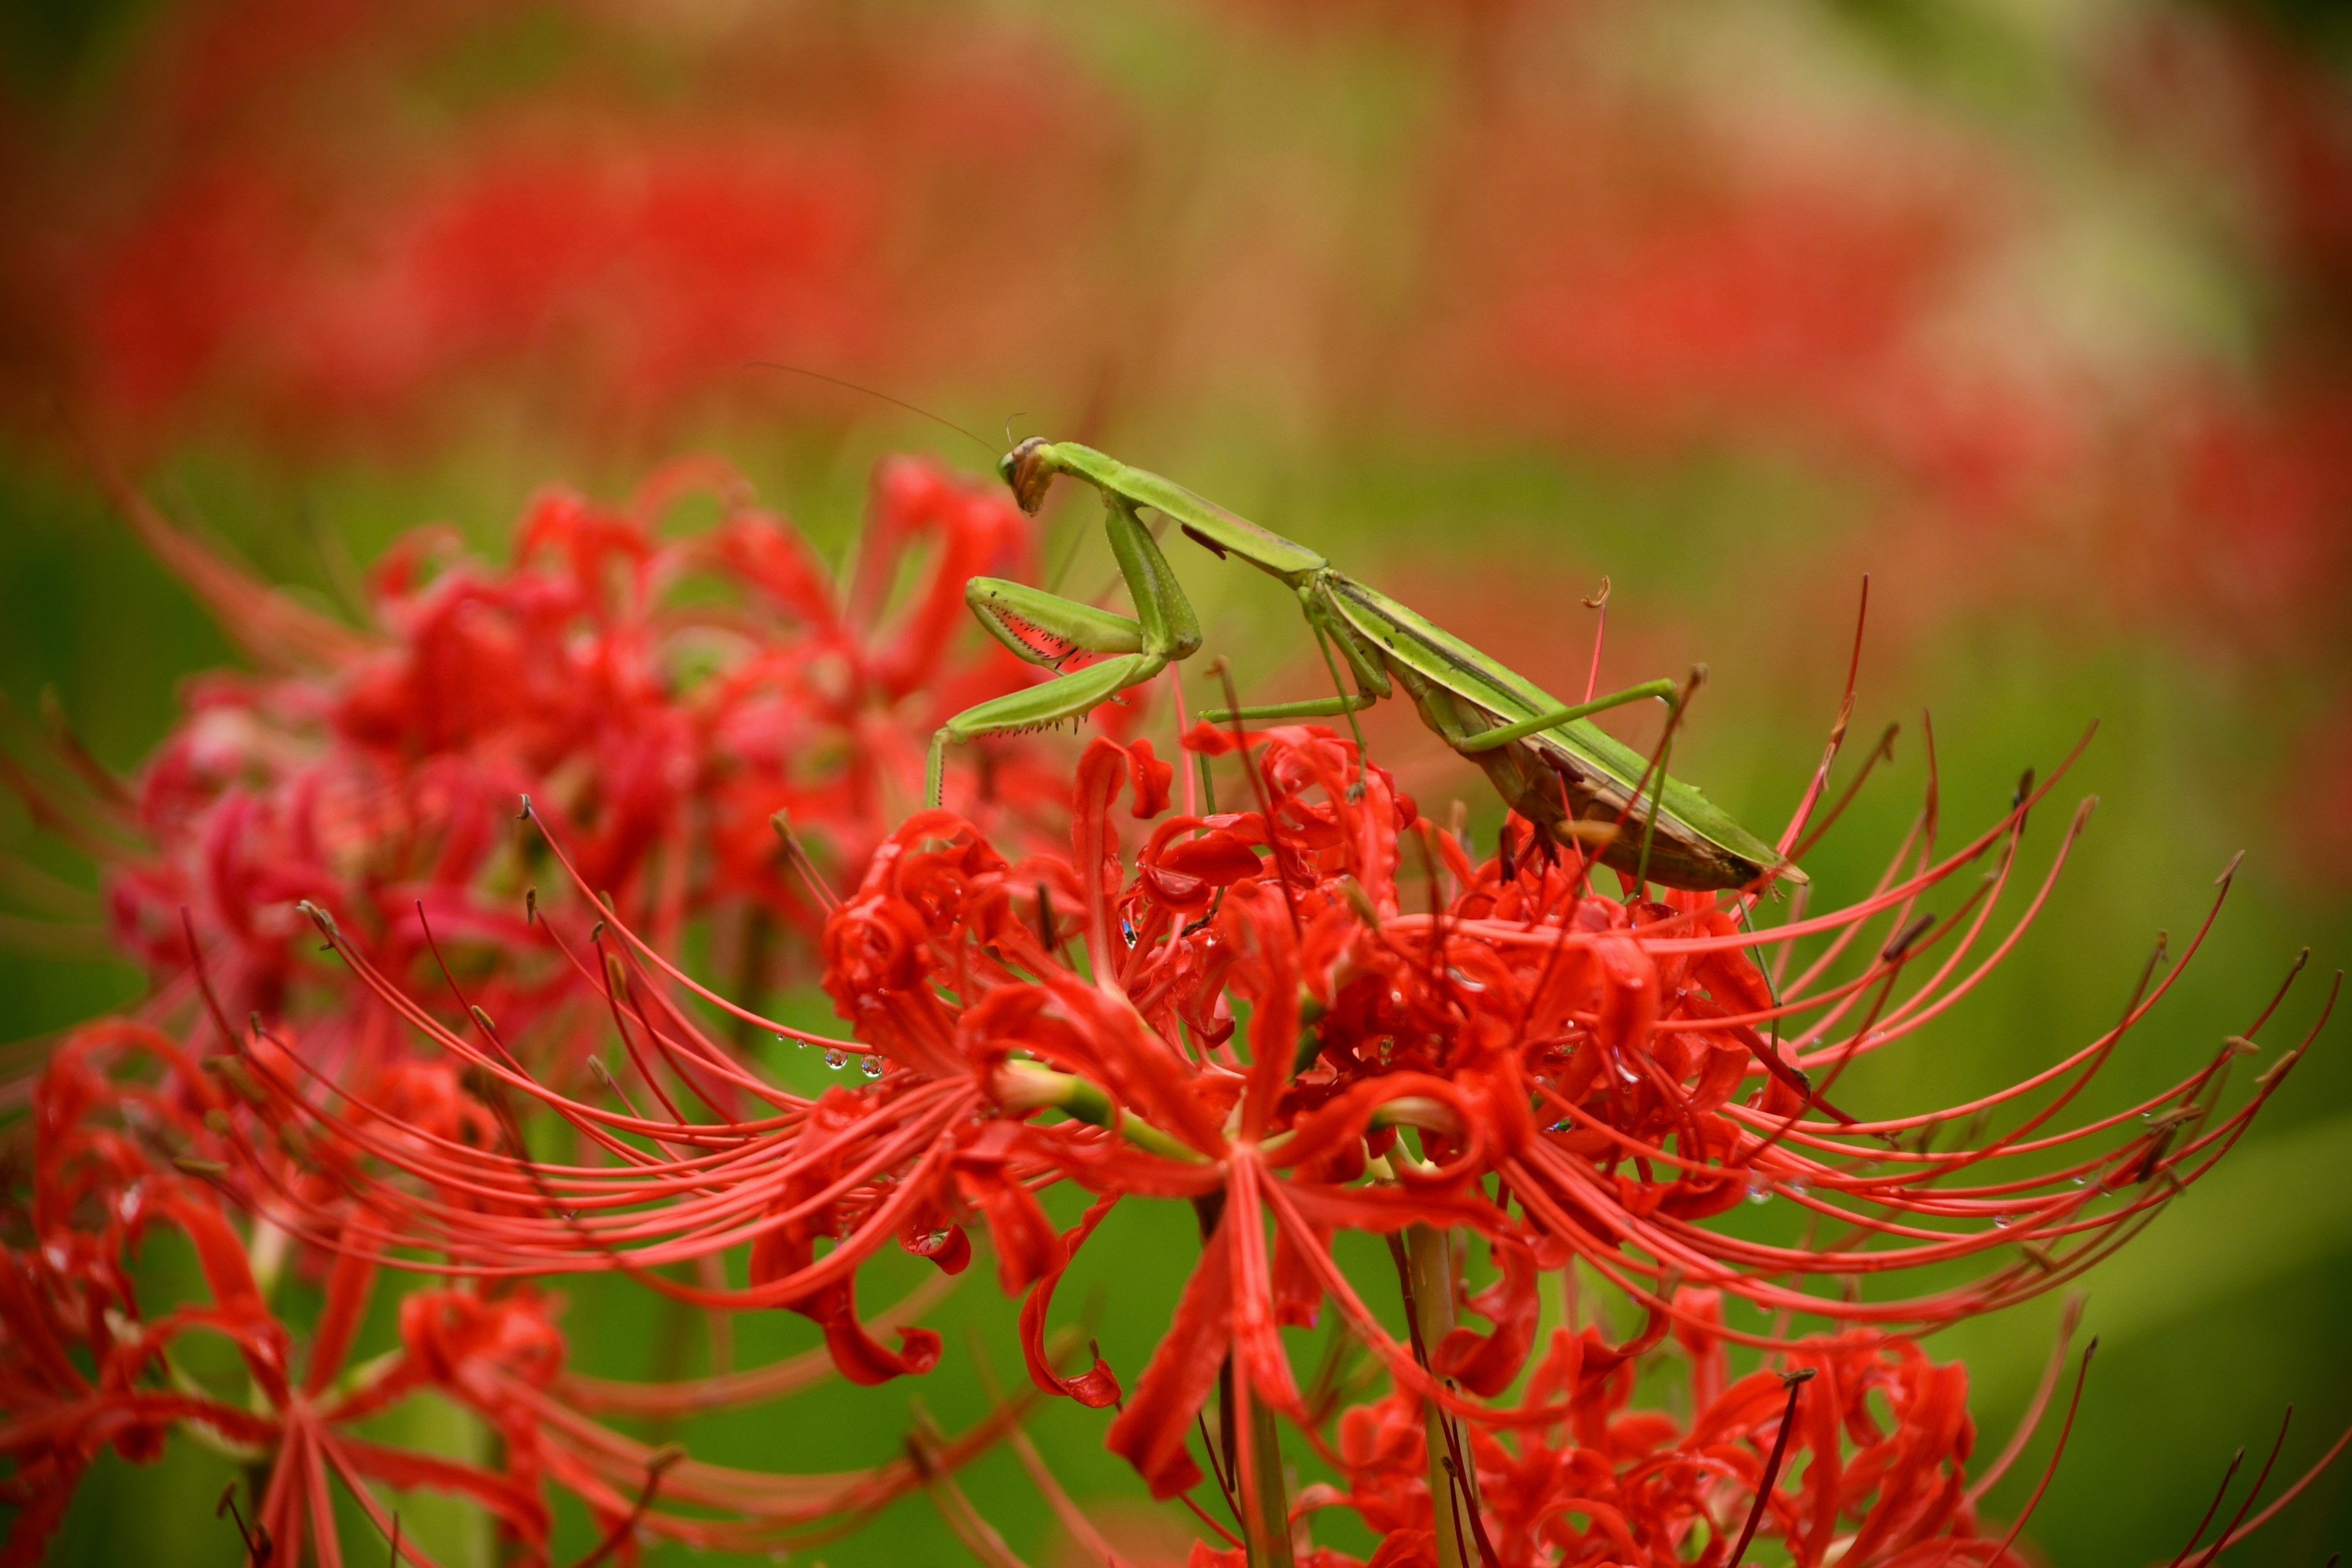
(3, 0, 2348, 1561)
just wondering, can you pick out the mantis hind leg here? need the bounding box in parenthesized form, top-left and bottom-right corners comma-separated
(1453, 676, 1683, 754)
(1200, 693, 1379, 724)
(1451, 673, 1687, 876)
(1200, 590, 1389, 778)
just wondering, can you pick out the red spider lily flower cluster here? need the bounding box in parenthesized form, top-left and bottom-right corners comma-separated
(3, 450, 1061, 1093)
(0, 1021, 1012, 1566)
(178, 678, 2333, 1561)
(1298, 1295, 2034, 1568)
(7, 1, 1120, 452)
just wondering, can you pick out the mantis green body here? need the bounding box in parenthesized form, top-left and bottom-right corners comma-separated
(928, 439, 1803, 892)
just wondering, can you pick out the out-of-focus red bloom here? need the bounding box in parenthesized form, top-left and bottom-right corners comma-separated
(1, 1024, 556, 1564)
(3, 2, 1125, 453)
(1390, 7, 2352, 711)
(4, 450, 1057, 1087)
(81, 137, 876, 437)
(1411, 67, 2040, 502)
(0, 1020, 1006, 1565)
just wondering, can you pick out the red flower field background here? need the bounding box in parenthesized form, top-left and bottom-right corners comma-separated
(0, 0, 2347, 1562)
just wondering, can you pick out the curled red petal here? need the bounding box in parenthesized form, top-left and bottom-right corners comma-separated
(823, 1318, 943, 1388)
(956, 1156, 1060, 1294)
(1126, 737, 1174, 819)
(899, 1218, 973, 1276)
(1020, 1193, 1124, 1409)
(1432, 1235, 1540, 1398)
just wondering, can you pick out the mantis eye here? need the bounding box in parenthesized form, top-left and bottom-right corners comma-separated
(1003, 437, 1054, 514)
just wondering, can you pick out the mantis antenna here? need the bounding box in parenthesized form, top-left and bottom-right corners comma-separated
(744, 362, 1000, 460)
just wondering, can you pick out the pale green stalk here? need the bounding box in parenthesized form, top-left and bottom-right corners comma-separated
(1405, 1223, 1479, 1568)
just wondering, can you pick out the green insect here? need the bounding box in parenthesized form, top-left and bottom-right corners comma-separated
(929, 439, 1803, 892)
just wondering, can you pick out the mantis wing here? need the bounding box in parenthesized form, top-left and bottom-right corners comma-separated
(1322, 573, 1800, 889)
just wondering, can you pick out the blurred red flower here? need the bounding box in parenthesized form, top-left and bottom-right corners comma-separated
(2, 449, 1060, 1106)
(2, 2, 1126, 453)
(0, 1020, 1008, 1565)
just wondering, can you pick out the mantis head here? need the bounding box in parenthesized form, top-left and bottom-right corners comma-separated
(999, 435, 1055, 515)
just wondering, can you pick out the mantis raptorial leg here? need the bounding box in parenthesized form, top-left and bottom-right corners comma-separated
(924, 494, 1199, 804)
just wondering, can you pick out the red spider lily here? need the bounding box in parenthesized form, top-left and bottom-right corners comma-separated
(1295, 1294, 2037, 1568)
(8, 2, 1121, 452)
(1409, 56, 2035, 499)
(188, 673, 2326, 1566)
(3, 448, 1058, 1095)
(0, 1020, 1012, 1566)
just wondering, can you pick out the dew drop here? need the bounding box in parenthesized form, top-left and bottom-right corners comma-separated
(859, 1056, 884, 1079)
(1991, 1215, 2011, 1229)
(1786, 1177, 1809, 1199)
(1548, 1118, 1570, 1133)
(823, 1048, 848, 1071)
(1615, 1059, 1640, 1084)
(2070, 1175, 2088, 1188)
(1746, 1176, 1772, 1205)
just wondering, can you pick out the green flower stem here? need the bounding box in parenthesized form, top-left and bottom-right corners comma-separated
(1194, 1191, 1295, 1568)
(993, 1062, 1202, 1162)
(1242, 1382, 1296, 1568)
(1405, 1222, 1479, 1568)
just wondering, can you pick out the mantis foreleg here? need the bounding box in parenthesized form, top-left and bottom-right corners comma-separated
(929, 496, 1202, 806)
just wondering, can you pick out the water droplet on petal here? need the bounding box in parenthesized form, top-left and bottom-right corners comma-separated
(1992, 1214, 2011, 1229)
(1548, 1118, 1570, 1133)
(1746, 1176, 1772, 1205)
(1786, 1177, 1808, 1199)
(2070, 1175, 2088, 1187)
(823, 1048, 847, 1071)
(859, 1056, 884, 1079)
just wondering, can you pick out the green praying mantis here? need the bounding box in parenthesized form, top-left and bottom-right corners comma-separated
(926, 438, 1804, 893)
